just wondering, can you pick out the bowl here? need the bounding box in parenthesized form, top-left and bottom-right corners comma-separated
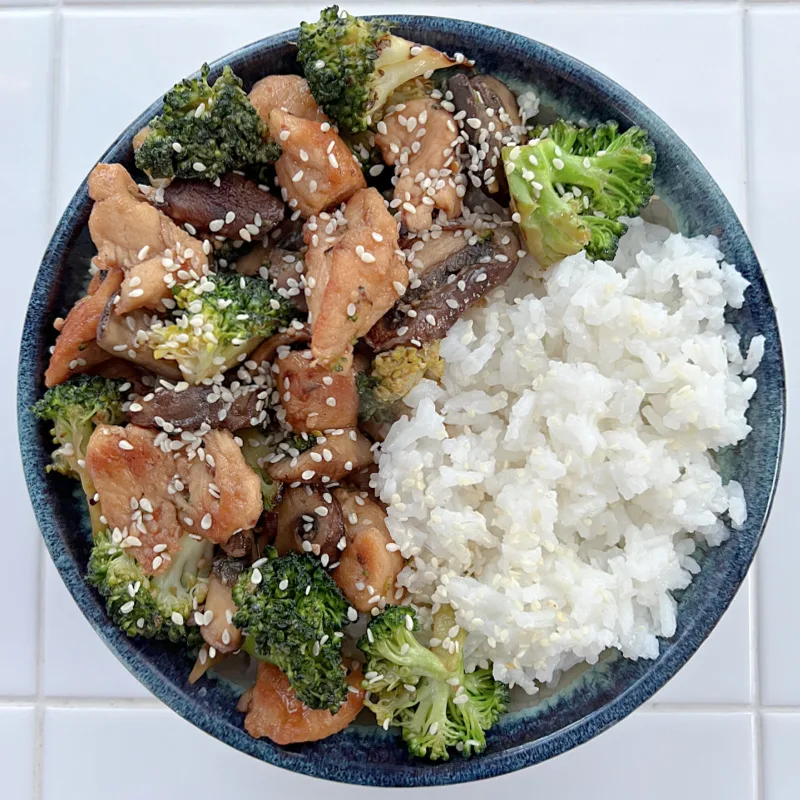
(17, 15, 785, 787)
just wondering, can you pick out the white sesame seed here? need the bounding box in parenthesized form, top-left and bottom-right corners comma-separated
(315, 505, 329, 517)
(200, 513, 212, 530)
(302, 470, 316, 480)
(251, 568, 263, 585)
(193, 162, 206, 172)
(347, 607, 358, 622)
(328, 153, 339, 169)
(171, 612, 185, 626)
(118, 440, 133, 451)
(278, 579, 289, 591)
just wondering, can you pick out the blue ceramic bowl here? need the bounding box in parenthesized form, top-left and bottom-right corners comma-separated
(18, 16, 785, 787)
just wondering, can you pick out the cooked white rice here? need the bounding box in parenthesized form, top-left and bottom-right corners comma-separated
(374, 218, 763, 694)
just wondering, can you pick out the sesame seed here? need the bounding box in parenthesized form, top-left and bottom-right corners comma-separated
(118, 440, 133, 451)
(251, 568, 263, 585)
(553, 157, 565, 170)
(278, 579, 289, 591)
(201, 513, 212, 530)
(393, 280, 406, 295)
(466, 118, 482, 129)
(171, 612, 184, 626)
(405, 614, 414, 631)
(328, 153, 339, 169)
(193, 162, 206, 172)
(120, 601, 135, 614)
(292, 170, 304, 183)
(172, 142, 182, 153)
(347, 607, 358, 622)
(425, 314, 436, 325)
(209, 219, 224, 232)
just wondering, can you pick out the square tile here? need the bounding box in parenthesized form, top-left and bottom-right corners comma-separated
(763, 713, 800, 800)
(746, 6, 800, 706)
(42, 708, 753, 800)
(0, 708, 35, 799)
(650, 576, 751, 704)
(0, 9, 54, 696)
(43, 560, 150, 698)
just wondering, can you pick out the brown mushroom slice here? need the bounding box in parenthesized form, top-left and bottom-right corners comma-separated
(275, 485, 345, 564)
(366, 229, 521, 351)
(96, 295, 183, 380)
(403, 229, 495, 303)
(333, 489, 403, 612)
(266, 428, 373, 484)
(275, 350, 359, 433)
(248, 323, 311, 367)
(200, 573, 242, 655)
(127, 384, 265, 431)
(155, 172, 284, 240)
(448, 74, 521, 196)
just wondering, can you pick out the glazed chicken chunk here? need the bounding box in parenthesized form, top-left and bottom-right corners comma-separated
(274, 350, 359, 433)
(87, 163, 210, 313)
(304, 187, 407, 366)
(249, 74, 329, 124)
(375, 97, 464, 232)
(85, 424, 262, 574)
(267, 108, 365, 217)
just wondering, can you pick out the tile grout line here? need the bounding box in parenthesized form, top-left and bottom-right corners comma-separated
(739, 2, 765, 799)
(34, 3, 64, 799)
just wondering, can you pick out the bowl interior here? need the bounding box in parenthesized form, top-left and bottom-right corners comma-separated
(17, 15, 784, 787)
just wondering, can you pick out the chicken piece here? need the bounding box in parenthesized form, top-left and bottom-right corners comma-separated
(268, 109, 365, 217)
(275, 350, 359, 433)
(241, 662, 364, 745)
(304, 188, 407, 366)
(249, 74, 328, 124)
(87, 163, 210, 313)
(375, 97, 464, 232)
(85, 424, 262, 574)
(266, 427, 374, 484)
(44, 269, 123, 387)
(333, 489, 404, 612)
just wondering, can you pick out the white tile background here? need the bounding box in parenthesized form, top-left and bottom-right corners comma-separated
(3, 1, 798, 797)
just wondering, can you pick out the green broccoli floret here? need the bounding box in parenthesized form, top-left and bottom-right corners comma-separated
(88, 530, 213, 647)
(355, 371, 400, 424)
(149, 271, 295, 384)
(32, 375, 124, 533)
(232, 549, 350, 711)
(238, 427, 280, 510)
(298, 6, 462, 133)
(135, 64, 280, 182)
(359, 606, 508, 761)
(503, 119, 655, 266)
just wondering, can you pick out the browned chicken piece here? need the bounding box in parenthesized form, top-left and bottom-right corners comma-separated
(249, 74, 329, 124)
(268, 109, 365, 218)
(241, 662, 364, 744)
(333, 489, 404, 612)
(267, 428, 374, 484)
(275, 350, 359, 433)
(304, 188, 407, 366)
(87, 163, 210, 313)
(44, 269, 123, 387)
(375, 97, 464, 232)
(85, 424, 262, 574)
(154, 172, 284, 240)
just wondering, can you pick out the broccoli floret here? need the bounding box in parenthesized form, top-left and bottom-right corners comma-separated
(356, 343, 442, 423)
(298, 6, 461, 133)
(135, 64, 281, 182)
(503, 120, 655, 266)
(359, 606, 508, 761)
(32, 375, 124, 533)
(88, 530, 213, 647)
(149, 271, 295, 384)
(232, 549, 350, 711)
(238, 427, 280, 510)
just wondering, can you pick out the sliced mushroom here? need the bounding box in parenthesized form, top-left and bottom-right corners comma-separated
(275, 350, 359, 433)
(248, 323, 311, 366)
(127, 384, 266, 431)
(366, 228, 520, 351)
(332, 489, 403, 612)
(96, 295, 183, 380)
(153, 172, 285, 240)
(266, 428, 373, 484)
(200, 573, 242, 655)
(213, 552, 250, 586)
(275, 485, 345, 564)
(448, 73, 521, 196)
(220, 529, 255, 559)
(254, 510, 279, 555)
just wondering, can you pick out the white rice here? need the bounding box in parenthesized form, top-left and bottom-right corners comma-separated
(374, 218, 763, 694)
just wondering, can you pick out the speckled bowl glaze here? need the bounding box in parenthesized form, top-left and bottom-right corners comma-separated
(18, 15, 784, 787)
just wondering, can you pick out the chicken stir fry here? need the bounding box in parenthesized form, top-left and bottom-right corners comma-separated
(33, 6, 537, 758)
(375, 96, 465, 231)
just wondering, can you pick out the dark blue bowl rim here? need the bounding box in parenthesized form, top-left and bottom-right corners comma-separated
(17, 15, 785, 787)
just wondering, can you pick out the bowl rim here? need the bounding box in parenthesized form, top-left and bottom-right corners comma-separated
(17, 14, 786, 787)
